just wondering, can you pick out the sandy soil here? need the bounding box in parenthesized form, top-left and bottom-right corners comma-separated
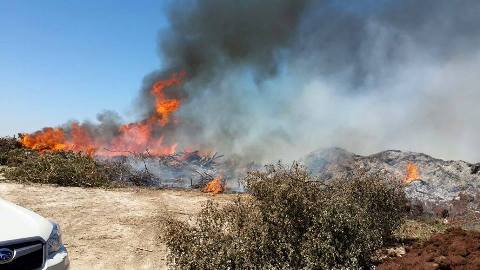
(0, 182, 235, 270)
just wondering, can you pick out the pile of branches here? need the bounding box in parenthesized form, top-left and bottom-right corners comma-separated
(157, 151, 222, 169)
(3, 149, 152, 188)
(0, 136, 153, 188)
(1, 136, 225, 189)
(108, 150, 223, 188)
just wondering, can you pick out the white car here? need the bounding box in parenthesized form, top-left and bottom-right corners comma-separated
(0, 198, 69, 270)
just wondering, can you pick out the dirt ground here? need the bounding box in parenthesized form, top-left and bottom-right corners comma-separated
(0, 182, 235, 270)
(378, 227, 480, 270)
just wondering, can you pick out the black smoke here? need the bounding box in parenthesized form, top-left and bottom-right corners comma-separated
(117, 0, 480, 161)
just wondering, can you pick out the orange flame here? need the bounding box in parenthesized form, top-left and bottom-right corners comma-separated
(202, 176, 224, 194)
(151, 71, 184, 126)
(20, 127, 67, 151)
(20, 72, 185, 157)
(404, 162, 420, 184)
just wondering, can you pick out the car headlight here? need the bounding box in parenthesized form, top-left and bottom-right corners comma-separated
(47, 222, 63, 256)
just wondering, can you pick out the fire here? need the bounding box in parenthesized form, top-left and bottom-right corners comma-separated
(70, 123, 96, 155)
(404, 162, 420, 184)
(202, 176, 224, 194)
(20, 127, 67, 151)
(20, 72, 185, 156)
(151, 71, 184, 126)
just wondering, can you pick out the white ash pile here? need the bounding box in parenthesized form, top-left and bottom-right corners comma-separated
(106, 151, 223, 188)
(106, 151, 254, 192)
(303, 147, 480, 218)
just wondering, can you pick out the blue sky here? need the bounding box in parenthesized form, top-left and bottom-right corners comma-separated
(0, 1, 171, 136)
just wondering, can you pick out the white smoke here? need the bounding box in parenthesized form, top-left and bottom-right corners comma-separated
(165, 2, 480, 162)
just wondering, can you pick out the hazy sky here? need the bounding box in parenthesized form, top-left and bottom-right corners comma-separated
(0, 1, 169, 136)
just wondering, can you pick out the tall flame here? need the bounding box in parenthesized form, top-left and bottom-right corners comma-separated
(151, 71, 184, 126)
(404, 162, 420, 184)
(202, 176, 224, 194)
(20, 72, 185, 156)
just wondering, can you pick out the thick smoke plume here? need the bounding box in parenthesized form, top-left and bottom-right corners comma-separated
(21, 0, 480, 163)
(143, 0, 480, 162)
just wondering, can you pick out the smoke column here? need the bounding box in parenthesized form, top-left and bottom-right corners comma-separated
(142, 0, 480, 162)
(21, 0, 480, 163)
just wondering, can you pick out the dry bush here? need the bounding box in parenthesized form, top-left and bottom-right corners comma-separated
(4, 150, 150, 188)
(0, 135, 152, 187)
(5, 151, 113, 187)
(395, 219, 448, 243)
(0, 136, 155, 187)
(163, 162, 408, 269)
(0, 136, 24, 166)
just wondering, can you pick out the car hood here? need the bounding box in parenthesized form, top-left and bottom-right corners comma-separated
(0, 198, 52, 242)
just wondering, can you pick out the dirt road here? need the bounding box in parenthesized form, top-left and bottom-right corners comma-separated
(0, 182, 234, 269)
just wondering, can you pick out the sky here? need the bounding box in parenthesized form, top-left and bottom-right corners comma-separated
(0, 1, 170, 136)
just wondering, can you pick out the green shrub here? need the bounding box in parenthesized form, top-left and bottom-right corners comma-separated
(163, 162, 408, 269)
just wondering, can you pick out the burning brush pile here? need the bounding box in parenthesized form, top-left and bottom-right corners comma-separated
(303, 147, 480, 222)
(19, 72, 185, 156)
(0, 135, 227, 191)
(0, 73, 229, 192)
